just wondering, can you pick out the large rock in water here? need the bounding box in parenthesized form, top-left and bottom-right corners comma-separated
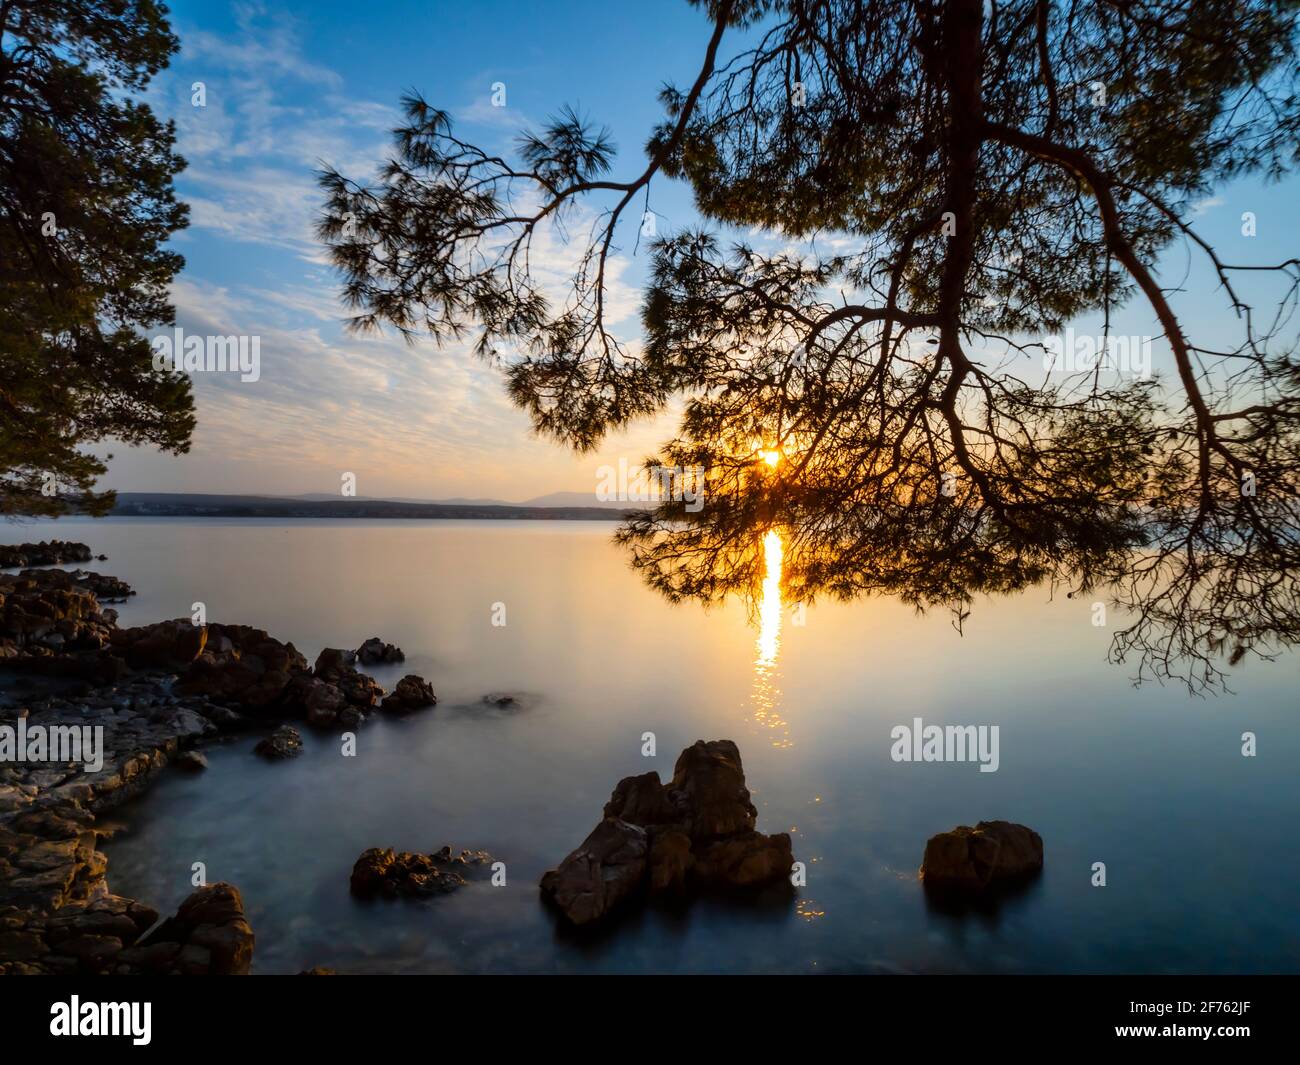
(120, 882, 254, 975)
(539, 819, 650, 926)
(541, 740, 794, 927)
(920, 820, 1043, 892)
(356, 636, 404, 665)
(379, 674, 436, 713)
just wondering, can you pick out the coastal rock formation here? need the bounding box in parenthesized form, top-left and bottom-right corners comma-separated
(919, 820, 1043, 892)
(540, 740, 795, 926)
(350, 845, 490, 899)
(0, 674, 245, 974)
(254, 724, 303, 760)
(0, 558, 439, 975)
(119, 882, 254, 975)
(67, 571, 134, 602)
(175, 623, 309, 711)
(112, 619, 207, 670)
(299, 648, 384, 727)
(1, 568, 120, 663)
(356, 636, 404, 665)
(379, 674, 436, 713)
(0, 541, 93, 569)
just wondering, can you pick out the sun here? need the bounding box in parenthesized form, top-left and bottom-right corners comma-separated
(760, 449, 782, 469)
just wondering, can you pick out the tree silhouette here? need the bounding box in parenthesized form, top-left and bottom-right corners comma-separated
(321, 0, 1300, 691)
(0, 0, 193, 517)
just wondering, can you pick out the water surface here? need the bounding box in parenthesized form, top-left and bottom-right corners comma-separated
(5, 517, 1297, 973)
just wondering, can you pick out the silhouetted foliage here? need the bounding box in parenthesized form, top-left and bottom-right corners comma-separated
(0, 0, 193, 517)
(321, 0, 1300, 691)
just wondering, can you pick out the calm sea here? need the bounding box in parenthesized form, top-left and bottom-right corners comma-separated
(5, 517, 1297, 973)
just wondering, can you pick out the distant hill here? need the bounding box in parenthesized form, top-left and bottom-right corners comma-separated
(107, 493, 637, 521)
(519, 491, 649, 510)
(285, 493, 512, 506)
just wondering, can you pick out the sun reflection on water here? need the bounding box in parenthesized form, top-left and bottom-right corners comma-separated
(749, 529, 792, 748)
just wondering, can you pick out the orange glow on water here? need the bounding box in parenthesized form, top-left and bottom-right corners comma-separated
(749, 529, 791, 748)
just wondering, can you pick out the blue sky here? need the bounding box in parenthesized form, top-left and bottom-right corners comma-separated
(104, 0, 1300, 501)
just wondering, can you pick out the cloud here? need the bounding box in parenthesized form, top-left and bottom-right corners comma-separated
(108, 7, 679, 500)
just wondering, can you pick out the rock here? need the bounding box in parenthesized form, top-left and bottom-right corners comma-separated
(604, 771, 679, 827)
(0, 929, 47, 960)
(665, 740, 757, 840)
(0, 541, 92, 568)
(68, 571, 134, 602)
(310, 648, 383, 713)
(379, 674, 436, 713)
(176, 624, 308, 712)
(539, 819, 648, 926)
(299, 965, 336, 975)
(694, 831, 794, 888)
(349, 846, 490, 899)
(541, 740, 793, 926)
(174, 750, 208, 771)
(919, 820, 1044, 892)
(0, 568, 118, 662)
(254, 725, 303, 761)
(112, 619, 206, 669)
(313, 647, 356, 675)
(648, 828, 693, 894)
(53, 933, 123, 971)
(356, 636, 404, 665)
(168, 708, 214, 739)
(302, 679, 347, 728)
(131, 882, 254, 975)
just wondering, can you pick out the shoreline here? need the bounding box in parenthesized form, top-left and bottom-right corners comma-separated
(0, 553, 418, 975)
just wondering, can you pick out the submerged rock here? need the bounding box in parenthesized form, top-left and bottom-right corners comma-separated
(350, 846, 490, 899)
(174, 750, 208, 771)
(919, 820, 1043, 892)
(540, 740, 795, 927)
(253, 724, 303, 761)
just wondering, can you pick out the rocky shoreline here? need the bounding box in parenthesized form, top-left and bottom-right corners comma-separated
(0, 554, 440, 974)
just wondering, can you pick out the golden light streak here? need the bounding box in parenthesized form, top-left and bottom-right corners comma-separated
(749, 528, 791, 748)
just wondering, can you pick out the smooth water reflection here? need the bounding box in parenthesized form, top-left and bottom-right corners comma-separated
(750, 529, 791, 748)
(5, 517, 1298, 974)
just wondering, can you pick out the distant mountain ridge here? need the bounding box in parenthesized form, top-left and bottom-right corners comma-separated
(105, 492, 641, 521)
(280, 490, 639, 509)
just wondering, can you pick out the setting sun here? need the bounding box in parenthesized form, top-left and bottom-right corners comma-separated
(760, 449, 782, 469)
